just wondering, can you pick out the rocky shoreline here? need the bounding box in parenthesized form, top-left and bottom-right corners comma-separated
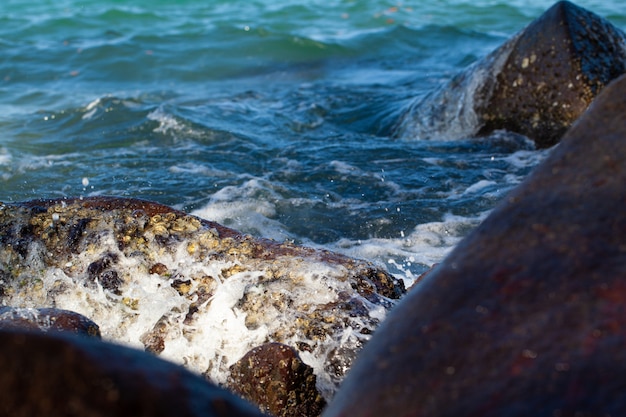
(3, 1, 626, 416)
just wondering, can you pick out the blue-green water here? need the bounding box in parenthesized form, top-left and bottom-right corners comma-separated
(1, 0, 624, 282)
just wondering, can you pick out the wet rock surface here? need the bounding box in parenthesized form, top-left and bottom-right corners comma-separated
(0, 306, 101, 337)
(477, 0, 626, 146)
(228, 343, 326, 417)
(324, 75, 626, 416)
(396, 0, 626, 148)
(0, 329, 266, 417)
(0, 196, 404, 398)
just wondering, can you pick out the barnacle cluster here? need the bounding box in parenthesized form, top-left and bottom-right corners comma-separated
(0, 197, 404, 398)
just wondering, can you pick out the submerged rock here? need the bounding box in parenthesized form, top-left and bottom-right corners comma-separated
(0, 306, 101, 337)
(324, 75, 626, 416)
(0, 196, 404, 399)
(0, 329, 265, 417)
(228, 343, 326, 417)
(395, 0, 626, 148)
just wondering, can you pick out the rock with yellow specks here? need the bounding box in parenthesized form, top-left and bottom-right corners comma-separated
(394, 1, 626, 148)
(0, 196, 404, 400)
(227, 343, 326, 417)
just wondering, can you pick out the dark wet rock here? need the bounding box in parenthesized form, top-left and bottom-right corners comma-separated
(324, 75, 626, 416)
(227, 343, 326, 417)
(149, 262, 169, 275)
(0, 307, 101, 337)
(395, 1, 626, 148)
(87, 252, 123, 294)
(352, 268, 405, 302)
(0, 196, 404, 399)
(478, 0, 626, 146)
(0, 329, 266, 417)
(67, 217, 92, 253)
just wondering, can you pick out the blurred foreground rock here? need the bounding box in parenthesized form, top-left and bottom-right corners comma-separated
(0, 196, 404, 401)
(324, 76, 626, 415)
(395, 0, 626, 148)
(0, 330, 265, 417)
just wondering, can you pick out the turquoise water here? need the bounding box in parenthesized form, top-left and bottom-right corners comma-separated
(1, 1, 624, 282)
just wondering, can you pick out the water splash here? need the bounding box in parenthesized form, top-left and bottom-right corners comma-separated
(394, 32, 519, 141)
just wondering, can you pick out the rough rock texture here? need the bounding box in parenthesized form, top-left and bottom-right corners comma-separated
(324, 75, 626, 416)
(227, 343, 326, 417)
(0, 196, 404, 398)
(477, 0, 626, 146)
(0, 306, 101, 337)
(0, 329, 266, 417)
(395, 1, 626, 148)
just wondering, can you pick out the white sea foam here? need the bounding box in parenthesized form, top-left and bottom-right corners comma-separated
(502, 147, 552, 169)
(324, 212, 486, 288)
(193, 183, 486, 290)
(192, 178, 292, 241)
(82, 97, 102, 120)
(148, 107, 183, 134)
(8, 153, 77, 177)
(168, 162, 231, 178)
(463, 179, 497, 194)
(24, 231, 343, 391)
(194, 200, 289, 242)
(329, 160, 360, 174)
(0, 148, 12, 166)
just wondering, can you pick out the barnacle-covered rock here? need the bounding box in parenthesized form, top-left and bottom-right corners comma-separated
(0, 196, 404, 399)
(395, 1, 626, 148)
(227, 343, 326, 417)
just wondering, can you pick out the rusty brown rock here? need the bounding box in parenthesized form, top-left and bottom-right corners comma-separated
(0, 329, 266, 417)
(396, 1, 626, 148)
(324, 75, 626, 416)
(227, 343, 326, 417)
(0, 307, 101, 337)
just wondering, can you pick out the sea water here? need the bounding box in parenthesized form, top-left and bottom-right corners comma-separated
(0, 0, 623, 391)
